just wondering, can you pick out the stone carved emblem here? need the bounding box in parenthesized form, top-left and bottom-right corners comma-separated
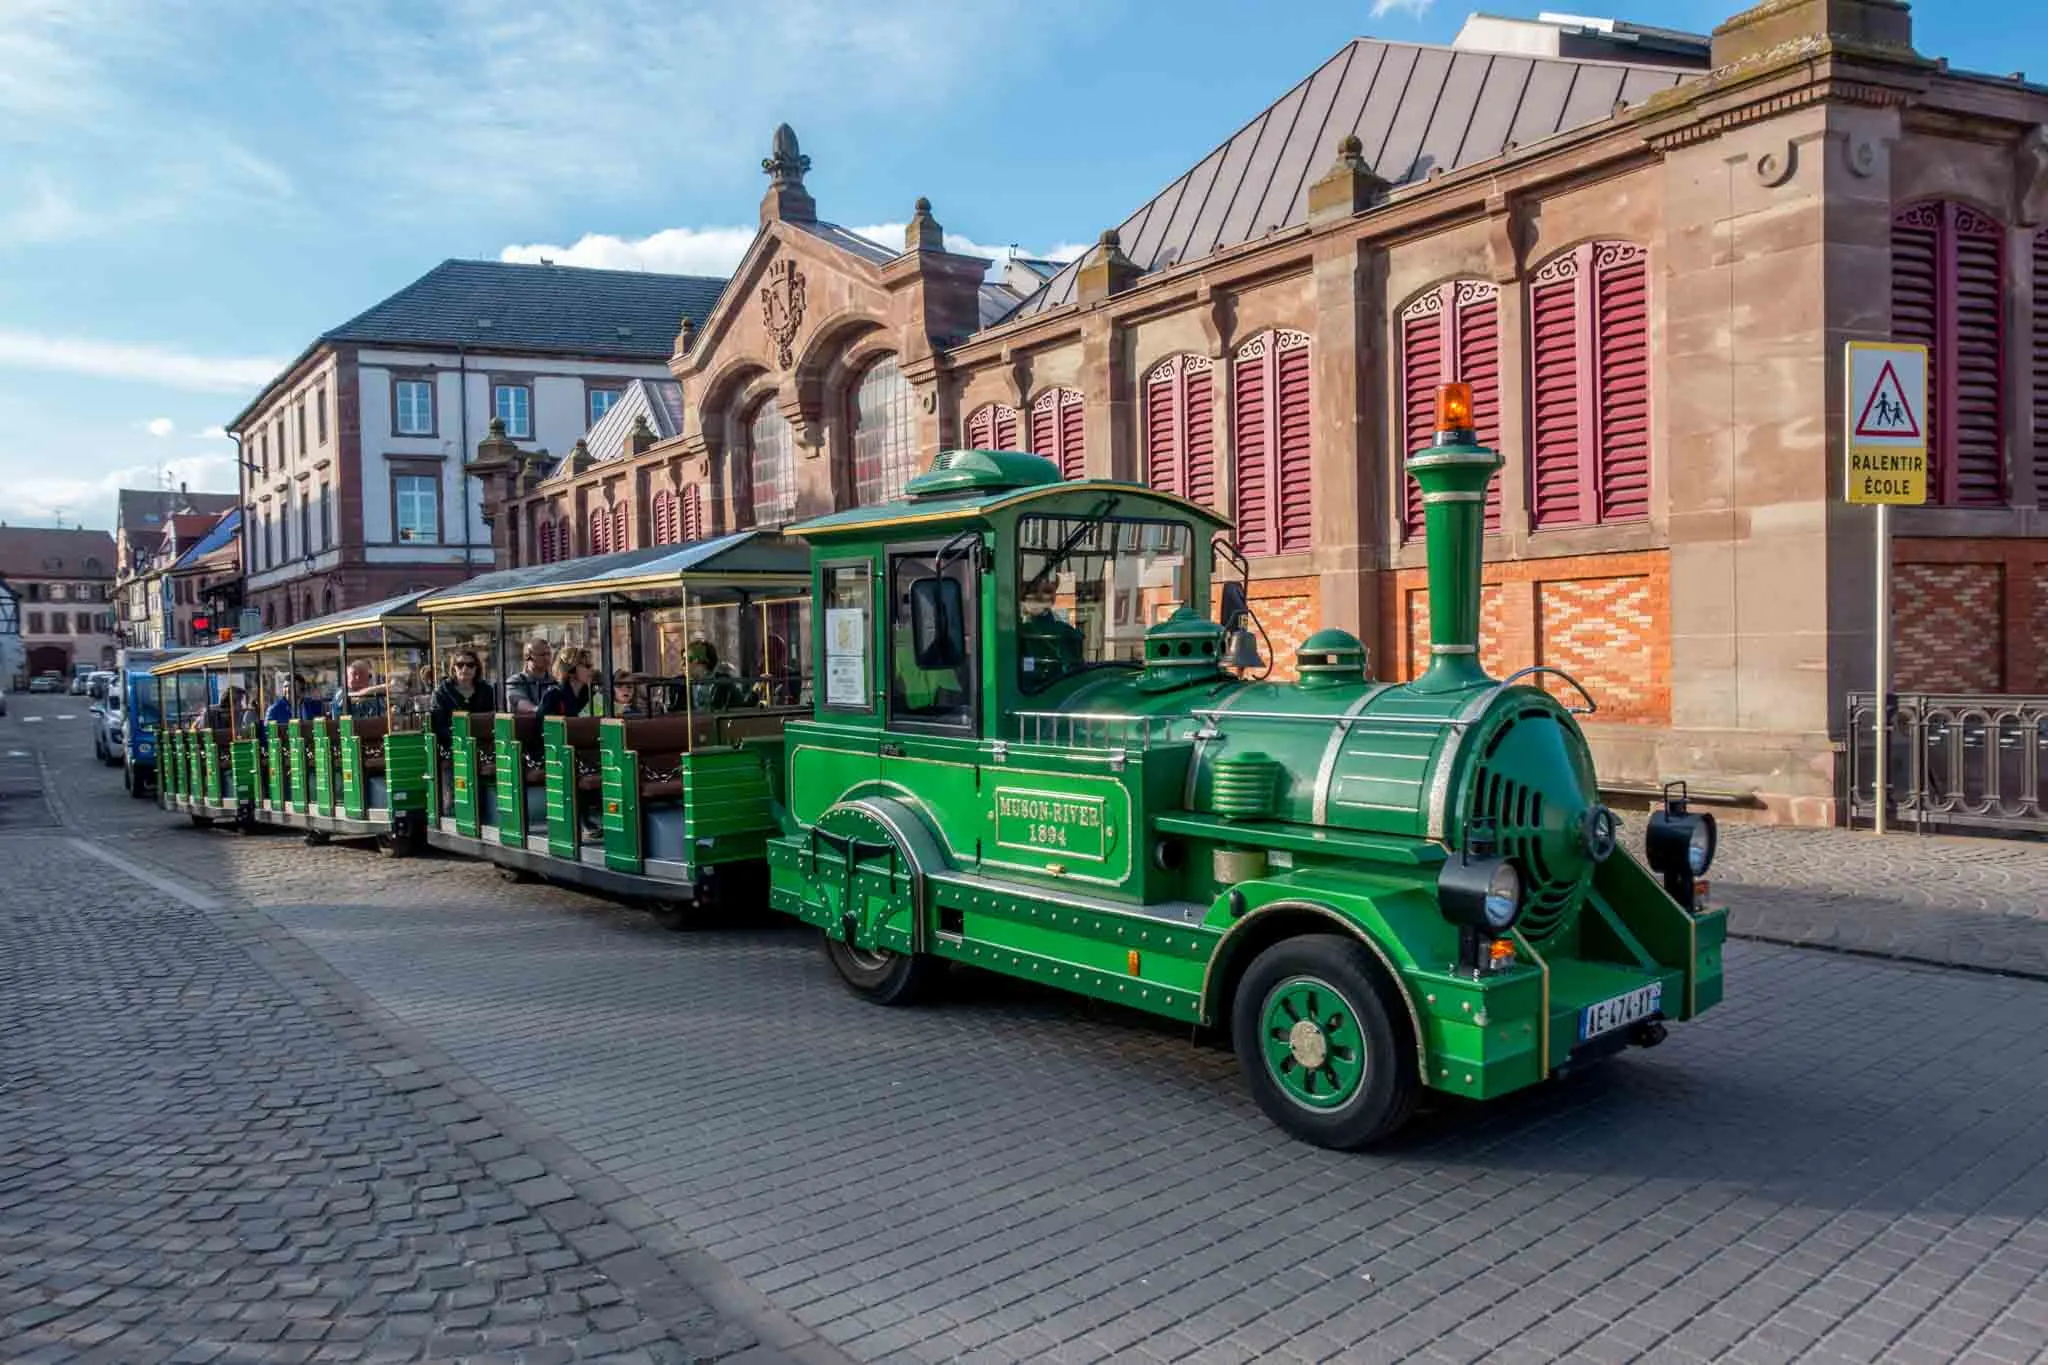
(760, 259, 807, 369)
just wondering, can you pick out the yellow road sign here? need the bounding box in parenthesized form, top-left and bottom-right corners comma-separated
(1845, 341, 1927, 505)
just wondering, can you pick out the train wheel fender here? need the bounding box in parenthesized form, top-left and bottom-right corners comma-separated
(809, 796, 948, 1006)
(1203, 897, 1427, 1078)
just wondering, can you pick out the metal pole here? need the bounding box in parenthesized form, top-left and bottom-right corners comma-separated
(1875, 501, 1889, 836)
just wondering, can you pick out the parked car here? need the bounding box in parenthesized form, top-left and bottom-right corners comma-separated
(28, 673, 61, 694)
(86, 670, 116, 700)
(68, 672, 91, 695)
(92, 684, 125, 765)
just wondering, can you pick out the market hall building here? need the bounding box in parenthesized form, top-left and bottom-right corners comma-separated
(471, 0, 2048, 827)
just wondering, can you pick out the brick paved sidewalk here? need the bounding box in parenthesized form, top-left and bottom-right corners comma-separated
(1713, 825, 2048, 978)
(0, 829, 789, 1365)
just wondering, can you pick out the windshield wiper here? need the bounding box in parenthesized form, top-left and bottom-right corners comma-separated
(1025, 496, 1121, 595)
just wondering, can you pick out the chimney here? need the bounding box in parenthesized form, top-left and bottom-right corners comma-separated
(1404, 387, 1502, 693)
(1710, 0, 1916, 69)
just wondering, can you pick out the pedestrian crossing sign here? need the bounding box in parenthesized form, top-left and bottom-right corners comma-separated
(1845, 341, 1927, 505)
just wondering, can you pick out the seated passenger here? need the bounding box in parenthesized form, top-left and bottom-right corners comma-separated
(505, 638, 554, 715)
(429, 651, 496, 746)
(538, 648, 593, 719)
(1018, 583, 1086, 684)
(610, 671, 645, 719)
(339, 659, 390, 720)
(687, 641, 746, 711)
(263, 675, 324, 733)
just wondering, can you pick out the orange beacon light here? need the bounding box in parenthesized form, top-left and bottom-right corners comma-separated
(1435, 382, 1474, 436)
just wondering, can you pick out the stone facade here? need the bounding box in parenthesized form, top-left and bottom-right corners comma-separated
(474, 2, 2048, 826)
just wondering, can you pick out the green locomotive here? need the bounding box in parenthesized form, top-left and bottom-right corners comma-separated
(770, 384, 1725, 1148)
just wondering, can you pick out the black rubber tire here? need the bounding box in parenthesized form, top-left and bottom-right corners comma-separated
(189, 814, 214, 829)
(304, 830, 331, 847)
(125, 764, 151, 800)
(376, 833, 409, 859)
(822, 933, 941, 1006)
(495, 865, 536, 884)
(1231, 933, 1420, 1151)
(647, 902, 691, 932)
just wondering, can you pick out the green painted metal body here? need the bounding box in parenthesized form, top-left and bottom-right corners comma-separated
(231, 739, 260, 814)
(312, 719, 338, 816)
(767, 449, 1726, 1106)
(288, 721, 312, 814)
(491, 715, 531, 848)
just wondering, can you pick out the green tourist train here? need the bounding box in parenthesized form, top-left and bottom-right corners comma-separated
(152, 384, 1725, 1148)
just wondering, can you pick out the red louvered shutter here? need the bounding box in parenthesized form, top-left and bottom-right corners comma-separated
(966, 406, 992, 448)
(999, 405, 1019, 449)
(1145, 365, 1180, 494)
(1457, 287, 1504, 532)
(1056, 395, 1083, 479)
(538, 520, 555, 564)
(1399, 300, 1444, 538)
(683, 486, 703, 542)
(1183, 363, 1213, 507)
(1529, 266, 1583, 528)
(1950, 208, 2004, 505)
(1594, 248, 1650, 521)
(1232, 341, 1271, 554)
(590, 509, 609, 556)
(2034, 228, 2048, 491)
(966, 404, 1019, 449)
(1274, 334, 1312, 551)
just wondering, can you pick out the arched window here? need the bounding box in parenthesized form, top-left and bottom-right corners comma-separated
(590, 505, 612, 556)
(1894, 202, 2006, 505)
(683, 485, 704, 541)
(1231, 330, 1313, 555)
(304, 594, 315, 623)
(1144, 359, 1214, 504)
(1528, 241, 1649, 528)
(1400, 282, 1502, 537)
(651, 489, 678, 545)
(1030, 389, 1086, 480)
(322, 588, 334, 616)
(965, 403, 1019, 450)
(747, 399, 797, 528)
(849, 356, 916, 506)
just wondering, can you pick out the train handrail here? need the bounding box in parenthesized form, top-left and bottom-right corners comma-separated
(1498, 666, 1597, 716)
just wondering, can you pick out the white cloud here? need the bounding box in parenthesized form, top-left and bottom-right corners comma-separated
(0, 451, 240, 532)
(0, 330, 285, 393)
(1368, 0, 1435, 16)
(146, 417, 175, 437)
(502, 224, 1086, 279)
(199, 425, 228, 440)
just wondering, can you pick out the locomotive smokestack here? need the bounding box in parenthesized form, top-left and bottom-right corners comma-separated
(1407, 383, 1502, 693)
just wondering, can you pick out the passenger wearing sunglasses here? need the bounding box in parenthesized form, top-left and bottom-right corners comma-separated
(428, 650, 497, 747)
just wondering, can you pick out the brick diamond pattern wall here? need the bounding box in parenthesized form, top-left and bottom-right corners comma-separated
(2036, 569, 2048, 692)
(1894, 563, 2004, 692)
(1405, 586, 1511, 676)
(1538, 576, 1656, 720)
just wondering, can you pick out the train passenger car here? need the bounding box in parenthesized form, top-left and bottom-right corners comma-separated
(767, 388, 1727, 1148)
(416, 530, 811, 919)
(152, 643, 253, 826)
(236, 592, 437, 854)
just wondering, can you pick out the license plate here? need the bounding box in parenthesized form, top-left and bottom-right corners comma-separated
(1579, 983, 1663, 1041)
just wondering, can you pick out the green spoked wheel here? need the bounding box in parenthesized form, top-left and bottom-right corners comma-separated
(1259, 975, 1368, 1110)
(1232, 933, 1418, 1150)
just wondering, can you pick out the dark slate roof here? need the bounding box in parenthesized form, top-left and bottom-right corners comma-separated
(1007, 39, 1693, 320)
(117, 488, 237, 539)
(322, 259, 727, 360)
(796, 221, 899, 265)
(0, 527, 116, 580)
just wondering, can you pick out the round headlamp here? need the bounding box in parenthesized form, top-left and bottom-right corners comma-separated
(1687, 820, 1715, 876)
(1439, 854, 1523, 933)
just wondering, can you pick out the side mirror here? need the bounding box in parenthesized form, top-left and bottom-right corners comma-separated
(908, 576, 966, 670)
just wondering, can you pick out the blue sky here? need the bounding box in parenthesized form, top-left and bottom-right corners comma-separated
(1, 0, 2040, 532)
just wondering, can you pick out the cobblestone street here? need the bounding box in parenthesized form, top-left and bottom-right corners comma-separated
(6, 692, 2048, 1364)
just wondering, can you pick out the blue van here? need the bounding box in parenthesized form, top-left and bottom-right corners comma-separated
(114, 648, 187, 798)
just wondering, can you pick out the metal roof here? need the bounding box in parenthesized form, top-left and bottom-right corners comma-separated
(795, 221, 899, 265)
(1008, 39, 1692, 320)
(242, 589, 439, 651)
(786, 478, 1231, 540)
(418, 530, 810, 612)
(581, 379, 685, 467)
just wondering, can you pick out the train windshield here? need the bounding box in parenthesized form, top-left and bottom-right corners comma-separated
(1015, 515, 1192, 694)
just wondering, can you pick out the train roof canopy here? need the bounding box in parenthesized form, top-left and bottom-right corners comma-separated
(785, 450, 1231, 540)
(243, 590, 438, 652)
(418, 529, 808, 613)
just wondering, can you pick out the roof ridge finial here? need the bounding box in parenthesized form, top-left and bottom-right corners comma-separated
(759, 123, 818, 225)
(905, 196, 944, 253)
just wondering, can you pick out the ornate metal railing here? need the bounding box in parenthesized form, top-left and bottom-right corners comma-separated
(1845, 691, 2048, 834)
(1012, 711, 1184, 751)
